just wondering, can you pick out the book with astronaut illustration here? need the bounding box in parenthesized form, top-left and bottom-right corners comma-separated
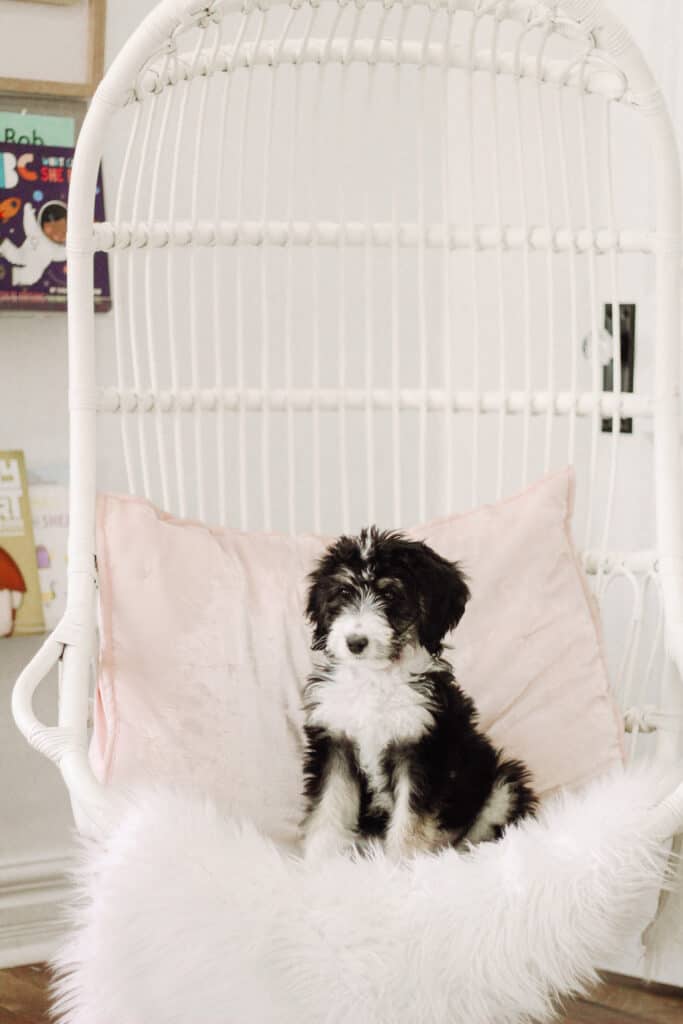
(0, 451, 45, 637)
(0, 142, 110, 311)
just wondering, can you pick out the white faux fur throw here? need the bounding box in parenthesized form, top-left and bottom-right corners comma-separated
(53, 769, 672, 1024)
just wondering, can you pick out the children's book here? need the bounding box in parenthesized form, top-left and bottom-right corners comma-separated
(0, 451, 45, 637)
(0, 112, 75, 148)
(30, 483, 68, 632)
(0, 142, 110, 311)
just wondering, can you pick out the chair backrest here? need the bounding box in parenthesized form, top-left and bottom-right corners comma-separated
(64, 0, 682, 758)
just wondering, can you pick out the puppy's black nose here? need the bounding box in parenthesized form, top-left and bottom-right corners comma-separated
(347, 634, 368, 655)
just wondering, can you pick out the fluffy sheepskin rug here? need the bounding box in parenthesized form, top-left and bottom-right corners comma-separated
(52, 768, 672, 1024)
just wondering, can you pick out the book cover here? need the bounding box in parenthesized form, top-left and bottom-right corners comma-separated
(0, 142, 110, 312)
(0, 111, 75, 148)
(0, 451, 45, 637)
(30, 482, 69, 632)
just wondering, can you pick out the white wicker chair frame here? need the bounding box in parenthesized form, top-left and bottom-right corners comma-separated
(11, 0, 683, 846)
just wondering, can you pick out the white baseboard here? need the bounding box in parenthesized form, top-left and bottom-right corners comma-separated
(601, 949, 683, 990)
(0, 853, 73, 969)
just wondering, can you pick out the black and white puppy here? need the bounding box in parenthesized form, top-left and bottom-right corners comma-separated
(302, 527, 537, 861)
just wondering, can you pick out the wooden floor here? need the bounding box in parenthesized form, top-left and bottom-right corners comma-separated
(559, 973, 683, 1024)
(0, 966, 50, 1024)
(0, 965, 681, 1022)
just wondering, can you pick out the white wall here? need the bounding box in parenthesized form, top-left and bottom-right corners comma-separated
(0, 0, 681, 975)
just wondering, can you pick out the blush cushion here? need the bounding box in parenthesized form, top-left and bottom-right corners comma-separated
(92, 468, 624, 845)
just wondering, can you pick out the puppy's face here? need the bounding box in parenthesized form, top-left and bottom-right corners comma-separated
(307, 528, 470, 664)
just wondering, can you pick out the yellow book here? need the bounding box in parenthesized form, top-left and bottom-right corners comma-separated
(0, 451, 45, 636)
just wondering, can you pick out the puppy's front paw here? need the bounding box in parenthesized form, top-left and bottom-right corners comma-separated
(384, 834, 415, 863)
(385, 821, 440, 862)
(303, 826, 357, 864)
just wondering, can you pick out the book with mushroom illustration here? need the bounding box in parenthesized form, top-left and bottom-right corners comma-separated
(0, 451, 45, 637)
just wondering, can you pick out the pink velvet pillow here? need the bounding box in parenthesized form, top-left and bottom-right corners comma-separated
(93, 468, 624, 845)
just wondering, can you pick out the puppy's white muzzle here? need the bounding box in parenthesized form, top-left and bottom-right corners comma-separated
(327, 602, 393, 662)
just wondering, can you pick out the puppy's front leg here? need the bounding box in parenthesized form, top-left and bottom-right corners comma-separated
(303, 729, 360, 862)
(385, 761, 422, 861)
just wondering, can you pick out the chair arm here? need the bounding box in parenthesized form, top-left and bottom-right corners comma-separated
(11, 631, 82, 764)
(12, 624, 126, 838)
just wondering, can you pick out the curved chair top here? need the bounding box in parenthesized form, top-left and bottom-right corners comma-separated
(67, 0, 662, 252)
(93, 0, 650, 108)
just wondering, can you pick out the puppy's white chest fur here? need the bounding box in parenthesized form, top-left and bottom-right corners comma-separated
(308, 650, 435, 800)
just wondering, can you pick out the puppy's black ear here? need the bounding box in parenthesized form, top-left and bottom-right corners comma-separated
(306, 565, 330, 651)
(412, 546, 470, 656)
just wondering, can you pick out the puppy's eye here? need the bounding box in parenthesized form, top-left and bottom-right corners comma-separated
(379, 582, 400, 599)
(336, 586, 353, 601)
